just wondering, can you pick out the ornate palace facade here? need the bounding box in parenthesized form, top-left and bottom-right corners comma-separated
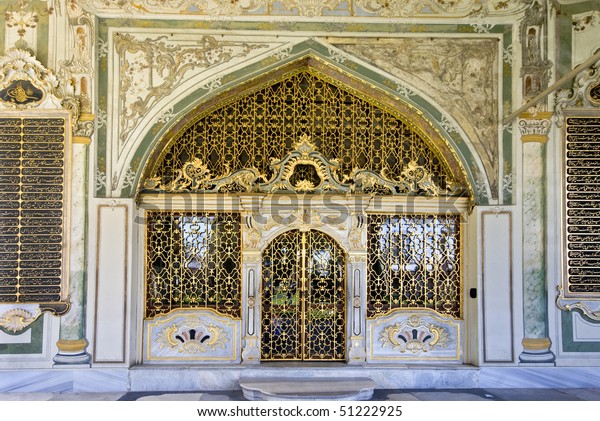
(1, 0, 600, 392)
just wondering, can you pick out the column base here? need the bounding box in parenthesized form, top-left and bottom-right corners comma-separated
(348, 336, 367, 364)
(518, 337, 555, 365)
(53, 339, 91, 366)
(241, 335, 261, 364)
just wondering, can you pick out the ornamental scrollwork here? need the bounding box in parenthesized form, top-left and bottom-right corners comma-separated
(114, 33, 269, 147)
(144, 158, 264, 193)
(555, 58, 600, 127)
(144, 134, 455, 197)
(379, 315, 450, 354)
(0, 308, 42, 333)
(0, 48, 94, 141)
(556, 285, 600, 322)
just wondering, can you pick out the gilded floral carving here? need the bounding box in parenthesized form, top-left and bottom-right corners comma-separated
(379, 315, 450, 354)
(156, 319, 228, 354)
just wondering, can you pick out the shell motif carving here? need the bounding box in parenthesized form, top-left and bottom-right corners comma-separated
(379, 315, 450, 354)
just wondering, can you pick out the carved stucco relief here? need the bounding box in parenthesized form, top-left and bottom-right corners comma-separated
(78, 0, 529, 18)
(335, 39, 499, 196)
(114, 33, 270, 154)
(107, 34, 283, 195)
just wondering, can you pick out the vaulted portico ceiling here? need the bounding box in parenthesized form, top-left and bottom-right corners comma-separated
(78, 0, 530, 18)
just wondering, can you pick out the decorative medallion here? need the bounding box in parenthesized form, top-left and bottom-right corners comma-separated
(0, 80, 44, 106)
(379, 315, 450, 354)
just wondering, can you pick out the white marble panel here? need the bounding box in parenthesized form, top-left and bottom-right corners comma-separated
(479, 367, 600, 388)
(482, 211, 514, 362)
(144, 309, 241, 363)
(130, 367, 242, 391)
(0, 329, 31, 344)
(72, 369, 129, 392)
(129, 366, 480, 391)
(573, 312, 600, 342)
(94, 204, 128, 363)
(0, 370, 72, 392)
(366, 309, 462, 363)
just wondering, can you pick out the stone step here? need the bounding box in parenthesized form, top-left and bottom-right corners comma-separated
(239, 377, 375, 401)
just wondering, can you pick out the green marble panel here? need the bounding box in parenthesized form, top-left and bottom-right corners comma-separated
(0, 315, 44, 355)
(562, 311, 600, 352)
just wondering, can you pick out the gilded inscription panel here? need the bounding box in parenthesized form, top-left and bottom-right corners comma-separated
(0, 114, 69, 313)
(565, 115, 600, 297)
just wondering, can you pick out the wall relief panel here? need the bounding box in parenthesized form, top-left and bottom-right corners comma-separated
(335, 38, 499, 197)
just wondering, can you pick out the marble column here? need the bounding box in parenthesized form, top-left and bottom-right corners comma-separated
(518, 112, 555, 364)
(53, 135, 92, 365)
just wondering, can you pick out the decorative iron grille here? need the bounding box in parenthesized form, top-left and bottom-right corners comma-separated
(147, 71, 457, 194)
(145, 211, 241, 318)
(367, 214, 461, 318)
(261, 229, 346, 361)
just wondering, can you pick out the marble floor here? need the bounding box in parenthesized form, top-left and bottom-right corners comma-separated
(1, 388, 600, 401)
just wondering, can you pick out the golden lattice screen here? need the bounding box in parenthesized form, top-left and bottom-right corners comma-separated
(147, 70, 456, 192)
(145, 211, 241, 318)
(367, 214, 462, 318)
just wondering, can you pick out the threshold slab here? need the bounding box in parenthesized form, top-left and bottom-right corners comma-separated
(239, 377, 374, 401)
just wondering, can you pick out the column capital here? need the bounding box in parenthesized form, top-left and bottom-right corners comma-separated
(518, 111, 553, 143)
(72, 113, 94, 144)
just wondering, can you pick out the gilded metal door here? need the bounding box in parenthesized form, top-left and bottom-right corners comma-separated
(261, 230, 346, 361)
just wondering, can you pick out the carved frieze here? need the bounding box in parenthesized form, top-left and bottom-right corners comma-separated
(144, 134, 455, 197)
(78, 0, 529, 18)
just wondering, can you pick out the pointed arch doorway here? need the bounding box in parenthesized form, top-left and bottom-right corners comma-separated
(260, 229, 346, 361)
